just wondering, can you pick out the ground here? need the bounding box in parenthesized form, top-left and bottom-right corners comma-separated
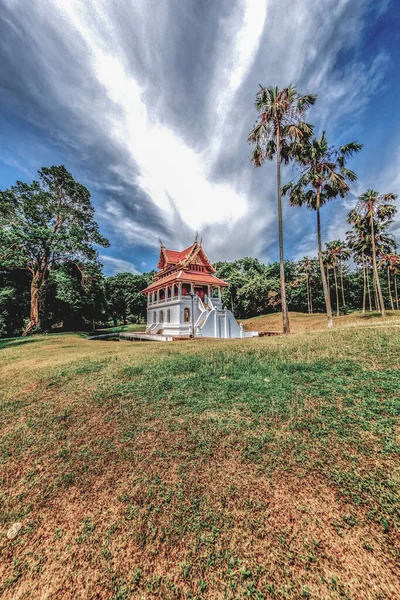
(0, 312, 399, 599)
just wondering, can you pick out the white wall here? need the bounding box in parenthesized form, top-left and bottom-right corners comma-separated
(145, 291, 247, 338)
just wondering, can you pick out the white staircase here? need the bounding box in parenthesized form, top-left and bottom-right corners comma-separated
(194, 295, 245, 339)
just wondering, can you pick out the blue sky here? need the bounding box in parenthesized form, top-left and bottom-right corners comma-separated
(1, 0, 399, 275)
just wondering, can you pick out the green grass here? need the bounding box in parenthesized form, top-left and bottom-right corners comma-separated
(0, 318, 399, 599)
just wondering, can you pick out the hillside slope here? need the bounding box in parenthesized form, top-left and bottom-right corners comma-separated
(1, 326, 399, 599)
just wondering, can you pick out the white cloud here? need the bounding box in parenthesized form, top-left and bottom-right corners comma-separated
(99, 255, 140, 275)
(99, 200, 161, 249)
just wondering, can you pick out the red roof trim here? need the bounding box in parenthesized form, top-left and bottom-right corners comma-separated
(142, 270, 229, 293)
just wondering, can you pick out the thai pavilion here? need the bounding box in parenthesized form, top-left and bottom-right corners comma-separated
(142, 239, 256, 339)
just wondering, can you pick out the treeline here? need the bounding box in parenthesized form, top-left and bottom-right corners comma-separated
(2, 241, 398, 337)
(214, 249, 398, 320)
(0, 269, 152, 337)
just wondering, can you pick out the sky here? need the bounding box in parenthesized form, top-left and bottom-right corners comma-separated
(1, 0, 399, 275)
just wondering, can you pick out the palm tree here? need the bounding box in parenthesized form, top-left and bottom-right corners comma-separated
(354, 190, 398, 316)
(248, 85, 316, 334)
(347, 209, 369, 313)
(283, 132, 362, 328)
(298, 257, 314, 313)
(333, 240, 351, 307)
(379, 254, 400, 311)
(347, 207, 396, 313)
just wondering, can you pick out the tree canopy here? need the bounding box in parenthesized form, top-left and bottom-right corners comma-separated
(0, 165, 109, 334)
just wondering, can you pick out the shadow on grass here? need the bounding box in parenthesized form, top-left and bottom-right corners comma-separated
(0, 337, 42, 350)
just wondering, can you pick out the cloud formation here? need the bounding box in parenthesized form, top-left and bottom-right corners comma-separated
(0, 0, 398, 273)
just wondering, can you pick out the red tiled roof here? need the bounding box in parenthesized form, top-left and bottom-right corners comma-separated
(165, 246, 192, 262)
(142, 270, 229, 293)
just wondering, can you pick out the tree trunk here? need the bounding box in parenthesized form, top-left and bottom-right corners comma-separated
(370, 215, 385, 316)
(316, 193, 333, 328)
(340, 260, 346, 307)
(362, 253, 366, 315)
(366, 262, 372, 311)
(333, 265, 340, 317)
(388, 268, 394, 311)
(276, 127, 290, 334)
(23, 273, 43, 336)
(309, 280, 313, 313)
(373, 275, 379, 312)
(395, 274, 399, 310)
(306, 276, 310, 313)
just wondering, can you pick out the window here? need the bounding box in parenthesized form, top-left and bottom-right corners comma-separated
(153, 312, 157, 323)
(159, 310, 164, 323)
(167, 309, 171, 323)
(184, 307, 190, 323)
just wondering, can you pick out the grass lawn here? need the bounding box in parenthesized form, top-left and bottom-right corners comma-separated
(0, 314, 399, 599)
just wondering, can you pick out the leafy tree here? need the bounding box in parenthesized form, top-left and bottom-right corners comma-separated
(353, 190, 397, 316)
(214, 258, 268, 317)
(0, 269, 31, 336)
(48, 263, 107, 331)
(237, 275, 280, 317)
(248, 85, 316, 334)
(0, 166, 109, 334)
(283, 132, 362, 328)
(105, 272, 150, 325)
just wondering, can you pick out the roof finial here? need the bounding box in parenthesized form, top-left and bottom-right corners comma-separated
(159, 237, 164, 248)
(194, 231, 198, 244)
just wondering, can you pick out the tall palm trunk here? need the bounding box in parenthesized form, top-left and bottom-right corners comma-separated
(395, 273, 399, 310)
(333, 265, 340, 317)
(339, 259, 346, 307)
(370, 214, 385, 316)
(373, 275, 380, 312)
(366, 262, 372, 311)
(306, 275, 310, 313)
(316, 190, 333, 328)
(387, 268, 394, 311)
(309, 279, 313, 313)
(276, 126, 290, 334)
(361, 252, 366, 315)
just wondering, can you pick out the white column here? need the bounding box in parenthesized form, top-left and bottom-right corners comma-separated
(178, 283, 182, 299)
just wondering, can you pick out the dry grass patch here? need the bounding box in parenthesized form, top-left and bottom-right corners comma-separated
(242, 310, 400, 333)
